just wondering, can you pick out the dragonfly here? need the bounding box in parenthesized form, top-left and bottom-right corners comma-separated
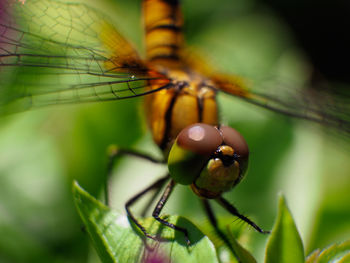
(1, 0, 349, 259)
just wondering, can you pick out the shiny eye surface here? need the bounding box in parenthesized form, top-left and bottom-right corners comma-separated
(219, 125, 249, 159)
(177, 123, 223, 155)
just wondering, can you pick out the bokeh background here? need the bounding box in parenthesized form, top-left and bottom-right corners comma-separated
(0, 0, 349, 262)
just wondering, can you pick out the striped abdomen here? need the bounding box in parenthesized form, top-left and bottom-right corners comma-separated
(143, 0, 183, 62)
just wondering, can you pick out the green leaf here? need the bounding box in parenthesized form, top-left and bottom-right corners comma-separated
(197, 217, 257, 263)
(72, 181, 219, 263)
(306, 249, 321, 263)
(306, 240, 350, 263)
(228, 235, 257, 263)
(197, 216, 257, 263)
(265, 195, 305, 263)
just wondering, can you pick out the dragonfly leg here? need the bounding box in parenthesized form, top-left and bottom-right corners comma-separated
(105, 145, 166, 205)
(202, 199, 241, 261)
(215, 197, 270, 234)
(107, 146, 166, 166)
(125, 174, 170, 241)
(152, 179, 191, 246)
(140, 183, 165, 217)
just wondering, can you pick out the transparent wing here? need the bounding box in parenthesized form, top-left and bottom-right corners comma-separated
(212, 74, 350, 136)
(0, 0, 169, 114)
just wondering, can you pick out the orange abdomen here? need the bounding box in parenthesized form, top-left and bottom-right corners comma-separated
(143, 0, 183, 62)
(143, 0, 218, 152)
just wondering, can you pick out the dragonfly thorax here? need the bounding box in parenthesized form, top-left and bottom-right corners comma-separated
(144, 69, 219, 153)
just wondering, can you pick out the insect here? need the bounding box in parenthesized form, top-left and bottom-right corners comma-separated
(1, 0, 349, 259)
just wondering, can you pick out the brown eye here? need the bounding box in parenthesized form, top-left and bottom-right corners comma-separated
(177, 123, 223, 155)
(219, 126, 249, 159)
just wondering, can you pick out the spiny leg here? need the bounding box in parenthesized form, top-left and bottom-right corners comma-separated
(125, 174, 170, 241)
(140, 183, 165, 217)
(152, 179, 191, 246)
(106, 146, 165, 205)
(202, 199, 241, 261)
(215, 197, 269, 234)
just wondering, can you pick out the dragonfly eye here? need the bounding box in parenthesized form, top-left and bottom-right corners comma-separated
(219, 125, 249, 160)
(167, 123, 222, 185)
(177, 123, 223, 155)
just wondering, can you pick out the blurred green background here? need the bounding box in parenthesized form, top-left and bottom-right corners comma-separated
(0, 0, 349, 262)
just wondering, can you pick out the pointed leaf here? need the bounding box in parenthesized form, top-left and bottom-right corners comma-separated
(265, 195, 304, 263)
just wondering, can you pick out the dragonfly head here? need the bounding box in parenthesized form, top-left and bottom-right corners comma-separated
(167, 123, 249, 199)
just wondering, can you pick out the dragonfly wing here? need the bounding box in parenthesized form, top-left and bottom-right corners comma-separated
(0, 0, 169, 114)
(212, 74, 350, 136)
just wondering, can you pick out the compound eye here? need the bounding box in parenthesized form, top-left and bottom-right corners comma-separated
(220, 126, 249, 159)
(177, 123, 223, 155)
